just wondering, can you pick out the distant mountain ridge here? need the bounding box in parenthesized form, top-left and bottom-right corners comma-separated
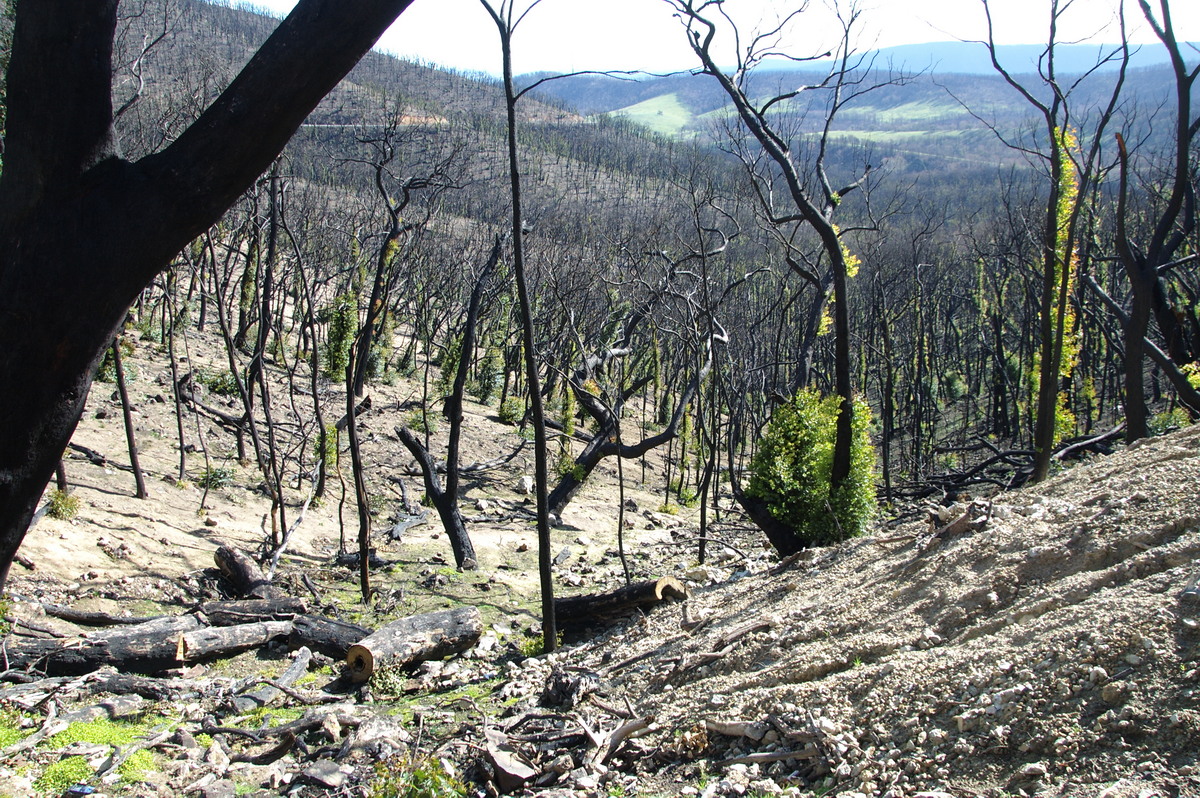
(774, 40, 1192, 76)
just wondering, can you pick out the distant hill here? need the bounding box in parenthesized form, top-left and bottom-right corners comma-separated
(522, 49, 1189, 174)
(775, 40, 1193, 76)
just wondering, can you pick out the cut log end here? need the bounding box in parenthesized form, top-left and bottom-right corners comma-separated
(344, 606, 482, 684)
(555, 576, 689, 630)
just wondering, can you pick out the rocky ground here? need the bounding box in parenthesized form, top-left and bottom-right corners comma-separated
(1, 331, 1198, 797)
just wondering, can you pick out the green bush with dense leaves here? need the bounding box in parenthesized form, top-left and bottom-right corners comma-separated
(746, 388, 876, 547)
(370, 754, 466, 798)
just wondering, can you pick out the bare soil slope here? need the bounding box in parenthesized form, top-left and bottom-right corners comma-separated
(509, 422, 1200, 797)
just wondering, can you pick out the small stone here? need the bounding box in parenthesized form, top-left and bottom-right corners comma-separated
(1102, 681, 1131, 705)
(302, 760, 349, 789)
(1021, 762, 1047, 778)
(200, 780, 238, 798)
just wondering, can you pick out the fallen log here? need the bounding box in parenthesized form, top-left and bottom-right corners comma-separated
(200, 597, 307, 626)
(41, 603, 168, 627)
(555, 576, 688, 630)
(289, 614, 373, 659)
(345, 607, 482, 684)
(215, 544, 282, 599)
(178, 620, 293, 663)
(7, 617, 292, 675)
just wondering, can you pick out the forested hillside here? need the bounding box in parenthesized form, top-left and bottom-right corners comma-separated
(0, 0, 1198, 795)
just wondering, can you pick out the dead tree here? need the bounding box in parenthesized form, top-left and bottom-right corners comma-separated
(395, 237, 504, 571)
(0, 0, 422, 593)
(668, 0, 884, 502)
(1110, 0, 1200, 439)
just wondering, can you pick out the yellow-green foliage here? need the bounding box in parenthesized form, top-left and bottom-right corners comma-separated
(46, 489, 80, 520)
(370, 754, 467, 798)
(746, 388, 876, 547)
(0, 707, 28, 747)
(34, 755, 92, 794)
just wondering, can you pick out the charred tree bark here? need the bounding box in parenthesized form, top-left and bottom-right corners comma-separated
(0, 0, 420, 593)
(345, 606, 482, 683)
(393, 239, 499, 571)
(109, 337, 148, 499)
(215, 544, 283, 600)
(289, 614, 373, 659)
(555, 577, 687, 630)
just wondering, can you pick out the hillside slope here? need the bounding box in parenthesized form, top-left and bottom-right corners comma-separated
(498, 423, 1200, 796)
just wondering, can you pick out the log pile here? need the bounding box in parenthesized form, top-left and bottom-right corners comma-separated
(3, 544, 485, 680)
(1, 542, 694, 796)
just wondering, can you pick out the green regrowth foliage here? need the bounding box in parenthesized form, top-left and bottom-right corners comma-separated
(323, 293, 357, 379)
(498, 397, 523, 426)
(370, 753, 467, 798)
(437, 334, 463, 397)
(473, 346, 503, 404)
(314, 424, 338, 473)
(46, 489, 80, 520)
(366, 309, 394, 381)
(746, 388, 876, 547)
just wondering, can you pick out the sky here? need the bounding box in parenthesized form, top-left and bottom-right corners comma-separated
(238, 0, 1200, 75)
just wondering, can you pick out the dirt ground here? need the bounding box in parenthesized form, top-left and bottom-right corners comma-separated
(4, 330, 1200, 797)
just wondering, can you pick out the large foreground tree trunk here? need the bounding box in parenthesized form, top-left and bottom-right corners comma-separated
(0, 0, 417, 593)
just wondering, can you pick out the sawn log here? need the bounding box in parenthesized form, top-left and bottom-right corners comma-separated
(288, 614, 373, 659)
(9, 617, 293, 675)
(555, 576, 688, 629)
(345, 607, 482, 683)
(200, 597, 306, 626)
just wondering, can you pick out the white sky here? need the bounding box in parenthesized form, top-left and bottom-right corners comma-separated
(239, 0, 1200, 75)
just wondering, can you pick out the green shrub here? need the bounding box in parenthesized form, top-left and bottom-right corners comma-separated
(473, 347, 503, 404)
(95, 339, 137, 383)
(197, 465, 235, 490)
(669, 477, 699, 508)
(370, 754, 466, 798)
(1149, 407, 1191, 435)
(746, 388, 876, 547)
(555, 451, 584, 481)
(405, 409, 438, 436)
(498, 397, 523, 426)
(199, 368, 240, 397)
(46, 489, 79, 520)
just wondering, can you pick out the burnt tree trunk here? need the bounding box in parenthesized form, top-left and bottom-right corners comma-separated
(4, 615, 290, 675)
(0, 0, 419, 593)
(110, 337, 148, 499)
(288, 614, 373, 659)
(394, 238, 500, 571)
(345, 606, 482, 683)
(555, 576, 688, 630)
(215, 544, 283, 600)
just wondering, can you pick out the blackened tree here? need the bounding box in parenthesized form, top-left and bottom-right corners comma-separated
(0, 0, 418, 592)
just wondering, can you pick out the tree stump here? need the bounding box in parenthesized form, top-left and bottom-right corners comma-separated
(215, 544, 282, 599)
